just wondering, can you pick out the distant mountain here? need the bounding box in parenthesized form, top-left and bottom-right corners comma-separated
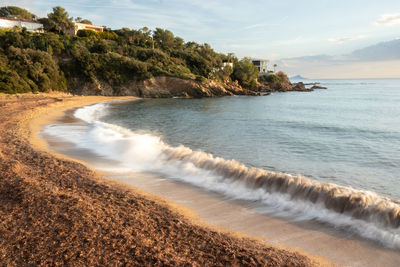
(276, 38, 400, 78)
(290, 75, 308, 80)
(351, 39, 400, 61)
(280, 38, 400, 64)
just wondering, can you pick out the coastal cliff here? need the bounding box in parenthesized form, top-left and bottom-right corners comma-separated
(69, 76, 261, 97)
(68, 75, 325, 98)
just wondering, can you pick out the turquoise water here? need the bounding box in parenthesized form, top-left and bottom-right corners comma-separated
(102, 79, 400, 199)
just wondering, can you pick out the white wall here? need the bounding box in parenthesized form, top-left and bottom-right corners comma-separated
(0, 19, 43, 32)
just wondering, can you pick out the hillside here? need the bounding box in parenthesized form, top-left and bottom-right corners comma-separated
(0, 6, 308, 97)
(0, 6, 258, 96)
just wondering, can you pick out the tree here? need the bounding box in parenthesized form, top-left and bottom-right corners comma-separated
(44, 6, 74, 35)
(153, 28, 175, 51)
(75, 17, 92, 25)
(231, 58, 259, 88)
(0, 6, 36, 19)
(273, 63, 277, 73)
(227, 53, 237, 63)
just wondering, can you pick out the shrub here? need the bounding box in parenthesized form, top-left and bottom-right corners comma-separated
(231, 58, 259, 88)
(98, 31, 118, 40)
(77, 29, 99, 38)
(258, 74, 282, 83)
(0, 47, 67, 93)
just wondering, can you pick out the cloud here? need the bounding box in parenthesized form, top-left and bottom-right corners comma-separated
(242, 16, 288, 30)
(328, 35, 367, 44)
(374, 13, 400, 26)
(243, 23, 267, 30)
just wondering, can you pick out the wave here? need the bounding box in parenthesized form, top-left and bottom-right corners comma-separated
(68, 102, 400, 248)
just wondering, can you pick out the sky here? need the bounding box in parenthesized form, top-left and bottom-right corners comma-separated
(3, 0, 400, 78)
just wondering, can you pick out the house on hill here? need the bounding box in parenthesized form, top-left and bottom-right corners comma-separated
(0, 17, 43, 32)
(251, 59, 269, 73)
(71, 22, 103, 35)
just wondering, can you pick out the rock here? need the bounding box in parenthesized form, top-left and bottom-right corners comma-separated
(292, 82, 305, 91)
(310, 85, 327, 90)
(291, 82, 313, 92)
(256, 83, 272, 93)
(271, 81, 292, 92)
(304, 82, 320, 85)
(68, 76, 255, 98)
(68, 75, 324, 98)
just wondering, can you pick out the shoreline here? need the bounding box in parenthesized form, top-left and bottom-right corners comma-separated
(0, 93, 321, 266)
(41, 98, 400, 266)
(37, 94, 400, 266)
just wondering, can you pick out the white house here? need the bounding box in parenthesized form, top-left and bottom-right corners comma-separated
(222, 62, 234, 68)
(251, 59, 269, 73)
(0, 17, 43, 32)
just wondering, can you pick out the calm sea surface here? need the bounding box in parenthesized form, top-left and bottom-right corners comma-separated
(102, 79, 400, 199)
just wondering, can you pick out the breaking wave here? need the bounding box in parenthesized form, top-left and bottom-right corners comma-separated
(70, 102, 400, 248)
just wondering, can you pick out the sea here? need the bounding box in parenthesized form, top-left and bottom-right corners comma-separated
(42, 78, 400, 251)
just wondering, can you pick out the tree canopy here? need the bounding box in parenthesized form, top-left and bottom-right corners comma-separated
(0, 6, 36, 20)
(75, 17, 92, 25)
(40, 6, 73, 35)
(231, 58, 259, 88)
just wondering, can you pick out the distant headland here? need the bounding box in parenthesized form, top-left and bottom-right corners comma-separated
(290, 75, 308, 80)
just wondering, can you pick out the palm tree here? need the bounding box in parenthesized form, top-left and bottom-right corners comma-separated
(273, 64, 277, 73)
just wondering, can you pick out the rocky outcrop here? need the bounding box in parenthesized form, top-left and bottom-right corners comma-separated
(257, 81, 327, 93)
(310, 85, 327, 90)
(257, 72, 328, 93)
(69, 76, 261, 98)
(68, 75, 326, 98)
(292, 82, 313, 92)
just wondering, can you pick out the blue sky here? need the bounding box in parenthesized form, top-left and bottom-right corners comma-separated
(4, 0, 400, 78)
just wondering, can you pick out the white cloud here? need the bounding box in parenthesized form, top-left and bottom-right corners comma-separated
(374, 13, 400, 26)
(328, 35, 367, 44)
(242, 16, 288, 30)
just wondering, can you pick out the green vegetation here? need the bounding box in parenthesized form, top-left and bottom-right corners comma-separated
(39, 6, 74, 35)
(0, 6, 36, 20)
(232, 58, 259, 87)
(258, 73, 282, 83)
(0, 46, 66, 93)
(75, 17, 92, 25)
(0, 5, 262, 94)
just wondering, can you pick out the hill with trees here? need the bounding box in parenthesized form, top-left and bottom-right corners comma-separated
(0, 6, 301, 96)
(0, 6, 37, 20)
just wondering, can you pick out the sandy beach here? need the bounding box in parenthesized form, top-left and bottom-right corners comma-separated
(0, 93, 320, 266)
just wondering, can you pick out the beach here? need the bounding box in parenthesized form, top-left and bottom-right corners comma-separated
(40, 94, 400, 266)
(37, 84, 400, 267)
(0, 93, 319, 266)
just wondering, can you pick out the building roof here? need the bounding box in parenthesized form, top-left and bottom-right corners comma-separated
(74, 22, 103, 29)
(0, 16, 41, 24)
(250, 58, 269, 62)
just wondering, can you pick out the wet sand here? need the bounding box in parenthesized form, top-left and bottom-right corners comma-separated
(0, 93, 318, 266)
(41, 100, 400, 267)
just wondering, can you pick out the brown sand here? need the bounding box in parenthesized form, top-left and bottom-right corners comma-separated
(0, 93, 320, 266)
